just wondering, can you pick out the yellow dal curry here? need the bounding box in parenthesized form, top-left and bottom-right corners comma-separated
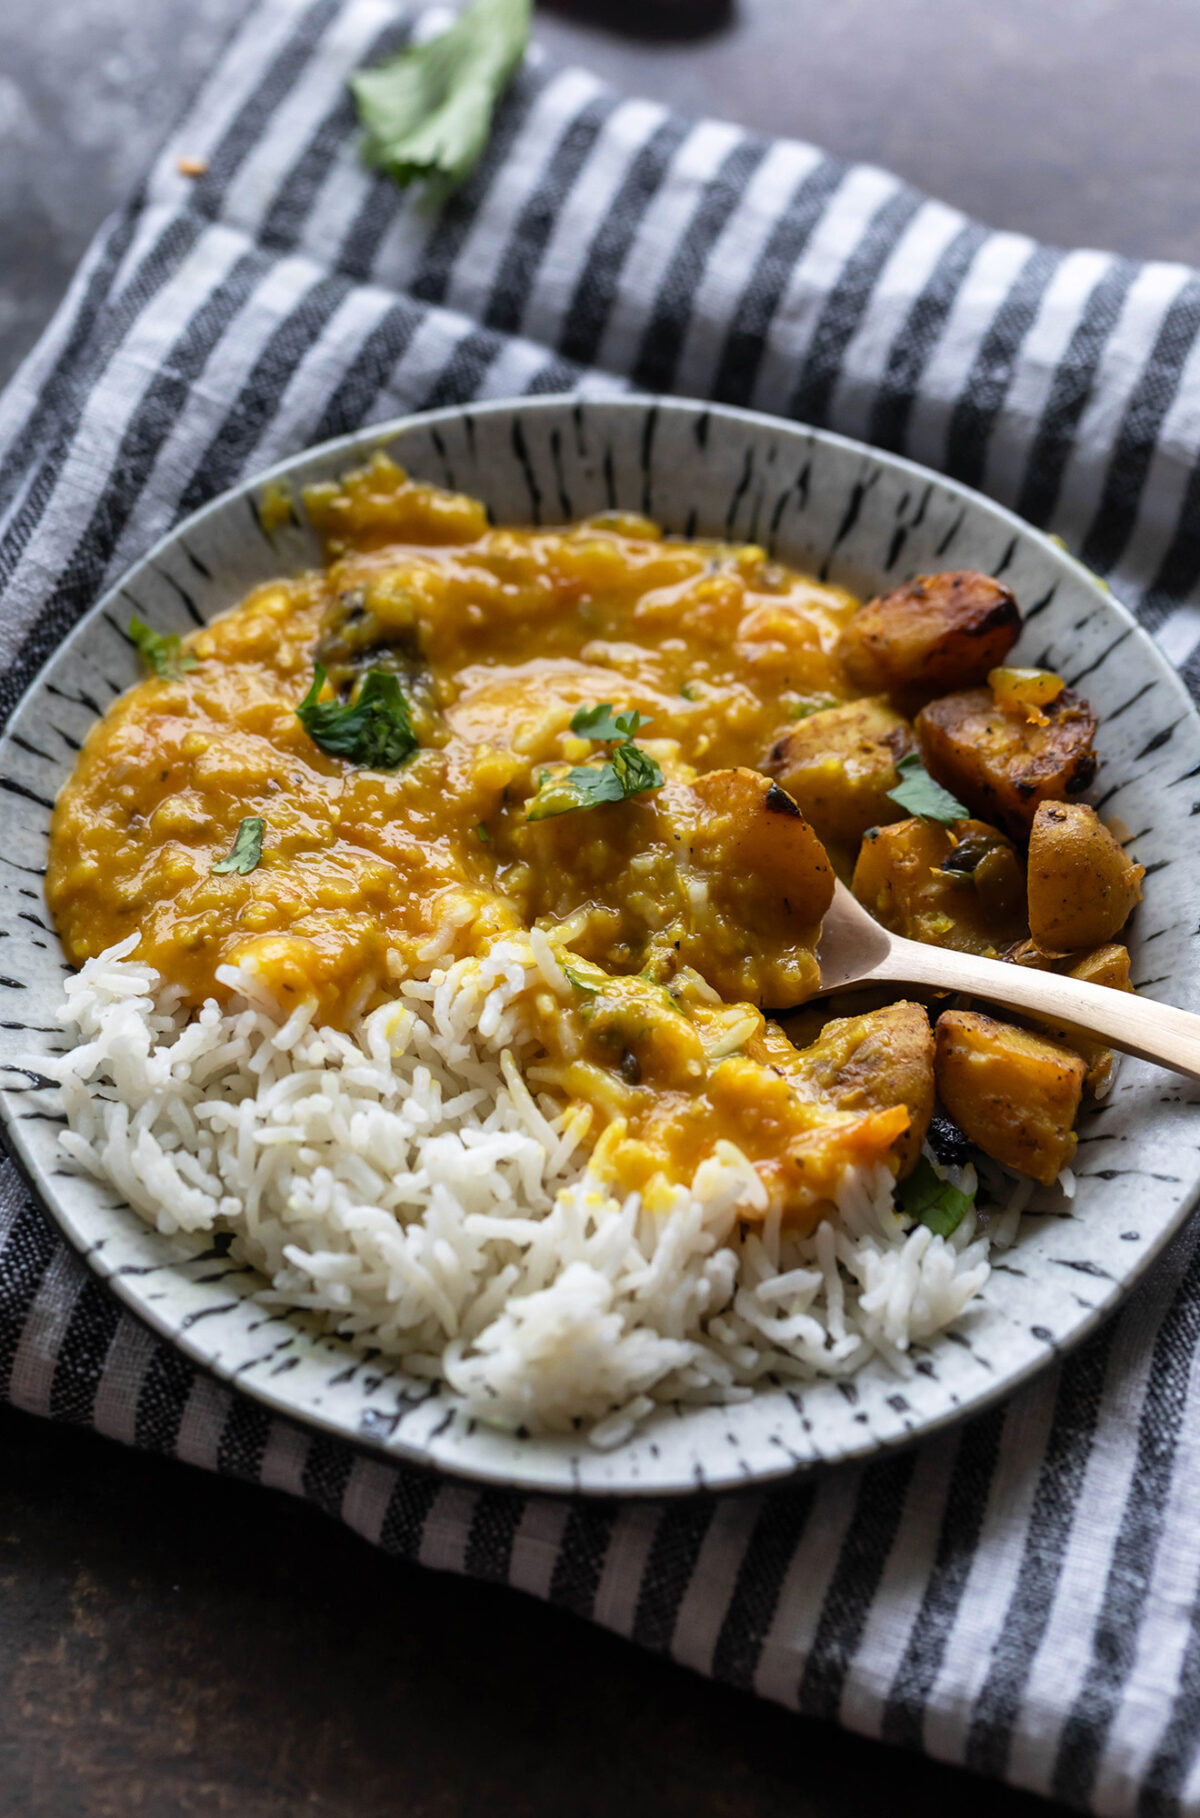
(46, 455, 1140, 1221)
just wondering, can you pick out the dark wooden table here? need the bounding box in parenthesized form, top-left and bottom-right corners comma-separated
(4, 1, 1200, 1810)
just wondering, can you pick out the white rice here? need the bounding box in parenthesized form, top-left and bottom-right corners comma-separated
(39, 934, 992, 1447)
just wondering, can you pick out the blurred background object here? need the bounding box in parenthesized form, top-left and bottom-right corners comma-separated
(543, 0, 734, 37)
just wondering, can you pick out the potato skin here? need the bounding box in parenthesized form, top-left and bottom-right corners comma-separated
(683, 768, 835, 923)
(934, 1009, 1086, 1184)
(852, 816, 1027, 955)
(1027, 802, 1144, 951)
(837, 570, 1021, 696)
(672, 767, 835, 1004)
(1069, 942, 1132, 992)
(763, 697, 915, 845)
(1027, 943, 1132, 1099)
(915, 685, 1098, 838)
(786, 1001, 936, 1178)
(748, 1001, 935, 1177)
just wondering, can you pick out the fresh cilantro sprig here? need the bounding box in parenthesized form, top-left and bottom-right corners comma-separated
(212, 817, 264, 877)
(886, 752, 968, 824)
(897, 1154, 975, 1238)
(128, 615, 197, 681)
(296, 665, 418, 770)
(350, 0, 530, 193)
(526, 703, 664, 822)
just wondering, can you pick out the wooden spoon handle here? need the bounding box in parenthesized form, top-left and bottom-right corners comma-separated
(869, 938, 1200, 1082)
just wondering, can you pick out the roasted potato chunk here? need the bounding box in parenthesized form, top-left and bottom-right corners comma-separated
(935, 1010, 1086, 1184)
(511, 766, 834, 1005)
(852, 816, 1027, 955)
(668, 767, 835, 1005)
(915, 685, 1098, 838)
(1069, 942, 1132, 993)
(837, 570, 1020, 696)
(1007, 941, 1132, 1099)
(762, 698, 915, 845)
(753, 1001, 935, 1178)
(1061, 945, 1133, 1099)
(1027, 802, 1143, 951)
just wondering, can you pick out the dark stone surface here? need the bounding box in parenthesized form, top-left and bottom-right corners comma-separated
(0, 1403, 1056, 1818)
(0, 0, 242, 386)
(2, 0, 1192, 1809)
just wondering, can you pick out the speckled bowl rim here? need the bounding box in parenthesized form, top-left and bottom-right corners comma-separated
(1, 393, 1197, 1499)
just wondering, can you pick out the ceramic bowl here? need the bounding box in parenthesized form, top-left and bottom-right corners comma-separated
(1, 395, 1197, 1496)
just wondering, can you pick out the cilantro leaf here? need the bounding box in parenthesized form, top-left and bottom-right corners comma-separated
(526, 762, 628, 821)
(886, 752, 968, 824)
(296, 664, 417, 769)
(212, 817, 264, 877)
(528, 701, 664, 821)
(569, 702, 652, 742)
(897, 1155, 975, 1238)
(350, 0, 530, 193)
(570, 702, 623, 740)
(611, 739, 662, 796)
(128, 615, 197, 681)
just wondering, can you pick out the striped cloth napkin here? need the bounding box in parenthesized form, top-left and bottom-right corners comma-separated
(4, 3, 1200, 1810)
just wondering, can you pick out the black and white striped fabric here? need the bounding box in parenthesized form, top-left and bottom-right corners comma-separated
(6, 3, 1200, 1810)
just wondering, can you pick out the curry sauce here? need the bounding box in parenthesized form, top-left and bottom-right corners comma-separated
(46, 453, 1133, 1218)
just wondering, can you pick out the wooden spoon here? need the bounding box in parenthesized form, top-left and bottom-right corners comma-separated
(816, 880, 1200, 1081)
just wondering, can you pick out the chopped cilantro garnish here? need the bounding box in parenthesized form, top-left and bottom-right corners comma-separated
(295, 664, 417, 769)
(211, 816, 264, 876)
(476, 822, 492, 844)
(897, 1154, 975, 1237)
(610, 738, 661, 796)
(350, 0, 530, 193)
(569, 703, 650, 742)
(886, 752, 968, 824)
(128, 615, 197, 681)
(527, 763, 627, 820)
(526, 702, 664, 822)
